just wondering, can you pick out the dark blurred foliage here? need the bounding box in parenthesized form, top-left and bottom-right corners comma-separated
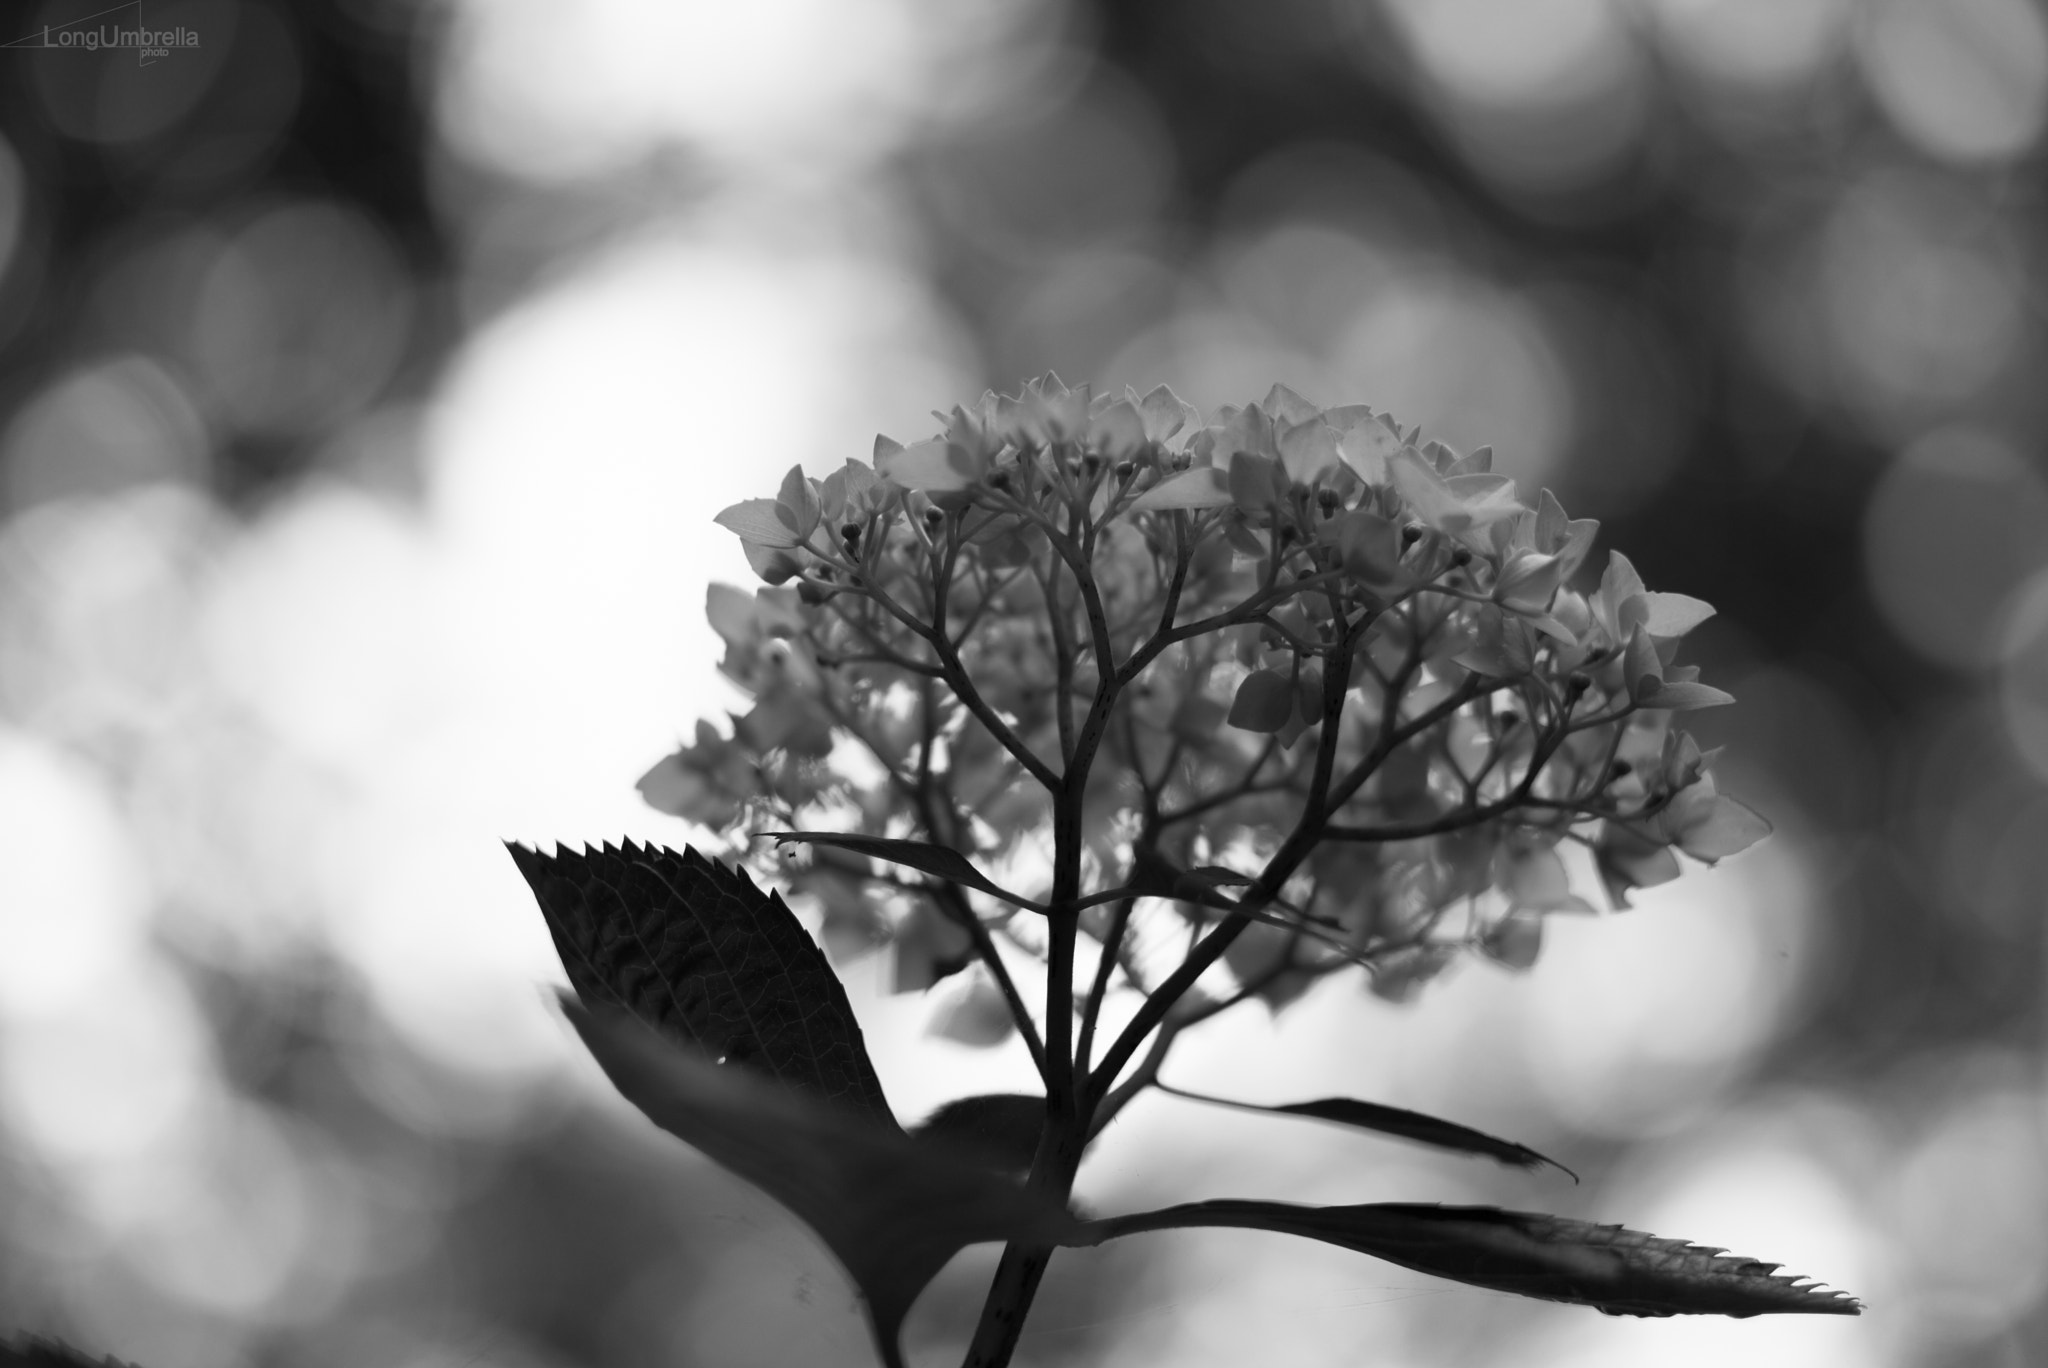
(2, 0, 2045, 1365)
(0, 0, 450, 504)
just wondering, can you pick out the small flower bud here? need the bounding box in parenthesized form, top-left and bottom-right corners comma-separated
(1450, 547, 1472, 568)
(1567, 673, 1591, 696)
(1316, 488, 1340, 518)
(904, 489, 943, 534)
(1114, 460, 1136, 483)
(1610, 760, 1633, 778)
(987, 469, 1012, 492)
(841, 522, 862, 545)
(1400, 525, 1424, 546)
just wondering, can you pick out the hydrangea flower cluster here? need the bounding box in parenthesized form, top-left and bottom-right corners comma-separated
(642, 376, 1767, 1030)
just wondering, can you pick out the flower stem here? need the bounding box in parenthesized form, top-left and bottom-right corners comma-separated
(960, 1113, 1087, 1367)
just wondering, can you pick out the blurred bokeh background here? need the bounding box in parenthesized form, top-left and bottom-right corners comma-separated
(1, 0, 2045, 1364)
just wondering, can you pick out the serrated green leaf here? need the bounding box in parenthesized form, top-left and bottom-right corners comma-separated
(563, 1001, 1080, 1368)
(764, 831, 1045, 913)
(1070, 1200, 1860, 1318)
(507, 841, 896, 1129)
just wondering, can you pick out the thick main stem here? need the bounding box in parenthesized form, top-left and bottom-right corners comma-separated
(961, 1246, 1053, 1368)
(960, 1105, 1088, 1367)
(963, 528, 1118, 1366)
(959, 1122, 1083, 1366)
